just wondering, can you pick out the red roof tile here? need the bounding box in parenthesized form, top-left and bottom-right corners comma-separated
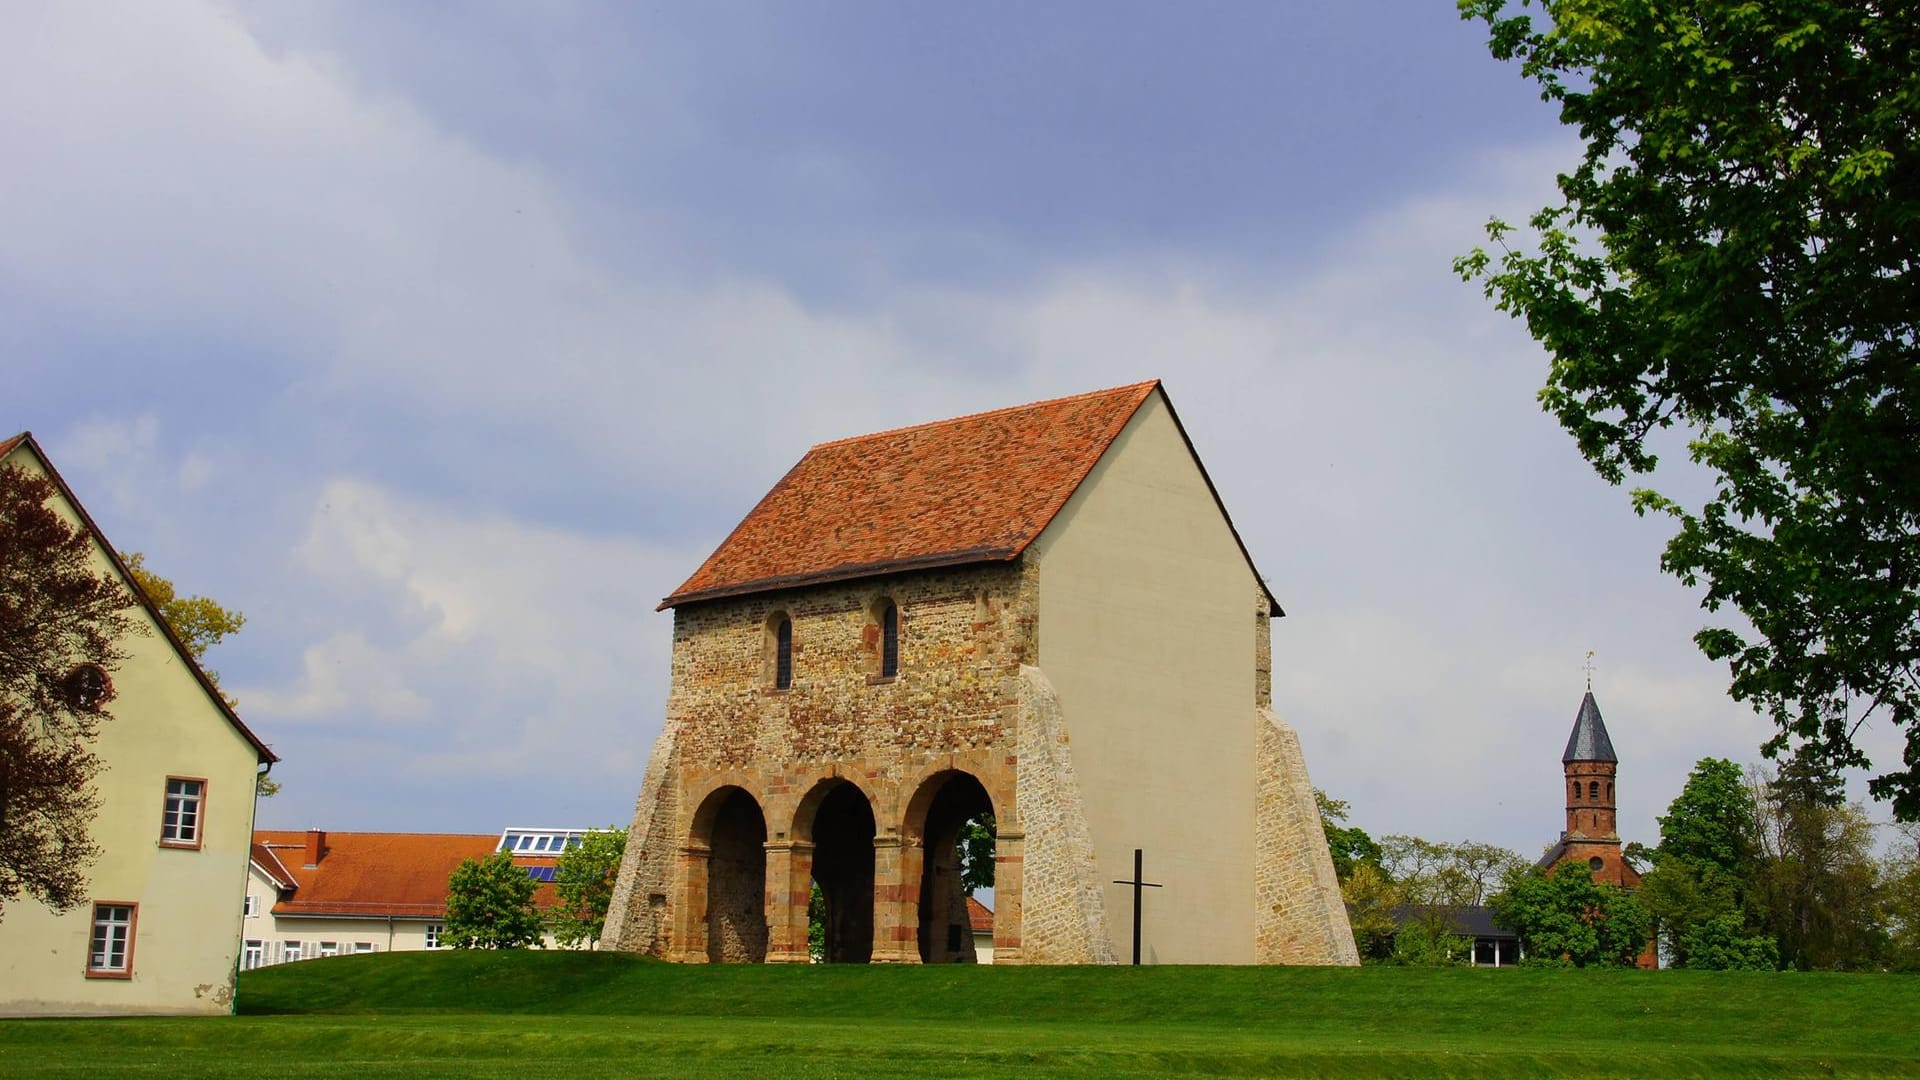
(253, 830, 558, 919)
(966, 896, 993, 933)
(663, 382, 1161, 608)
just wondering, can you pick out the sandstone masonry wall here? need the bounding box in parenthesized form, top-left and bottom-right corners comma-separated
(1013, 665, 1115, 964)
(1254, 707, 1359, 965)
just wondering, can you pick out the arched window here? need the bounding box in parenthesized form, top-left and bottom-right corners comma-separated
(772, 614, 793, 690)
(879, 599, 899, 679)
(1589, 781, 1600, 800)
(1571, 781, 1581, 801)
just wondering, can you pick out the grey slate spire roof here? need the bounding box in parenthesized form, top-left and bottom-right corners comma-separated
(1562, 691, 1618, 764)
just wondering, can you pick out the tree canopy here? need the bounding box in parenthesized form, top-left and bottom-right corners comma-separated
(1637, 758, 1777, 968)
(1456, 0, 1920, 818)
(0, 464, 141, 917)
(444, 851, 545, 949)
(1491, 860, 1651, 967)
(548, 828, 627, 948)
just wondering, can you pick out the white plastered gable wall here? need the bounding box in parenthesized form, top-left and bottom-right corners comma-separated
(0, 440, 268, 1015)
(1027, 389, 1354, 964)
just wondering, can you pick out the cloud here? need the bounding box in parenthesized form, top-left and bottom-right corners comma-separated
(13, 0, 1889, 847)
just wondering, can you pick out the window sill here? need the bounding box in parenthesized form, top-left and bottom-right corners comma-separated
(84, 969, 133, 980)
(158, 839, 203, 851)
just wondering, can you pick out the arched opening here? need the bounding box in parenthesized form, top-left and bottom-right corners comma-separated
(799, 780, 876, 963)
(692, 786, 768, 964)
(1588, 780, 1600, 800)
(907, 770, 995, 964)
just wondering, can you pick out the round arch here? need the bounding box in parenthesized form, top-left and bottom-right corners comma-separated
(903, 769, 996, 964)
(687, 784, 768, 964)
(792, 777, 877, 963)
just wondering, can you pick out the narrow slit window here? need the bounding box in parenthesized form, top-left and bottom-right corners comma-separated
(880, 600, 899, 679)
(775, 616, 793, 689)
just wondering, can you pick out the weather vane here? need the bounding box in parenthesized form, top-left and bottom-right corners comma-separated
(1583, 650, 1597, 691)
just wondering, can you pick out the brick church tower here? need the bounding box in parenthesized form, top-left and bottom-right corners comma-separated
(1539, 691, 1640, 889)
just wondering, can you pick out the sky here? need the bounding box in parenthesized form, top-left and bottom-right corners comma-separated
(5, 1, 1903, 859)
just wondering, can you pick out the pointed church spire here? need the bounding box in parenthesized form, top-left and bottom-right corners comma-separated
(1562, 691, 1618, 764)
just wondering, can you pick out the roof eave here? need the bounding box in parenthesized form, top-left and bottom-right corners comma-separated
(660, 548, 1021, 610)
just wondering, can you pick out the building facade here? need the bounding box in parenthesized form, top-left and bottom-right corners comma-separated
(603, 382, 1356, 965)
(0, 433, 277, 1016)
(241, 828, 578, 966)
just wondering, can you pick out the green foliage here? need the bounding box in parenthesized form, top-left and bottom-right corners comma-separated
(122, 551, 245, 671)
(1679, 911, 1780, 971)
(1750, 768, 1891, 969)
(1491, 861, 1650, 967)
(957, 812, 995, 894)
(1380, 835, 1525, 908)
(0, 463, 141, 917)
(1388, 918, 1469, 967)
(1316, 789, 1383, 881)
(1339, 862, 1402, 962)
(807, 882, 826, 963)
(1886, 824, 1920, 972)
(548, 828, 627, 948)
(444, 852, 545, 950)
(1639, 757, 1773, 967)
(1456, 0, 1920, 819)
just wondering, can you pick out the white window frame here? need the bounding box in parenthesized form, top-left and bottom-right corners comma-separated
(243, 894, 259, 918)
(282, 939, 304, 963)
(242, 939, 265, 971)
(425, 923, 443, 950)
(353, 942, 376, 954)
(160, 777, 206, 848)
(87, 903, 136, 977)
(318, 941, 339, 958)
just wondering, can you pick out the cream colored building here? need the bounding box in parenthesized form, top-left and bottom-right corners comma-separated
(604, 382, 1356, 966)
(0, 433, 278, 1016)
(241, 828, 580, 966)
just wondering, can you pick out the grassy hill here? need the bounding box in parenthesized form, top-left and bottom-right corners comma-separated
(2, 951, 1916, 1077)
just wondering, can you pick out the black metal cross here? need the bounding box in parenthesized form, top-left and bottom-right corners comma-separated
(1111, 848, 1162, 966)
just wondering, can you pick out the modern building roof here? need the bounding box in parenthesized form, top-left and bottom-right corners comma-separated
(660, 381, 1280, 614)
(1562, 691, 1617, 764)
(1, 431, 277, 763)
(253, 830, 559, 920)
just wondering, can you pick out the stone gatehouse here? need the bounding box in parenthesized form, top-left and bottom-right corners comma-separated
(603, 381, 1356, 965)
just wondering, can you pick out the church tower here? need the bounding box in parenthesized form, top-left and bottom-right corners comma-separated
(1545, 691, 1639, 888)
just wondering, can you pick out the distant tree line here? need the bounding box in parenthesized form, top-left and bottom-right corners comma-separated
(1320, 765, 1920, 971)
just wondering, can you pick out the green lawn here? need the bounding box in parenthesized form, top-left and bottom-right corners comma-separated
(2, 951, 1915, 1077)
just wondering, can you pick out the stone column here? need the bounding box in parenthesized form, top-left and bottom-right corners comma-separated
(667, 842, 711, 964)
(764, 840, 813, 963)
(869, 835, 921, 963)
(991, 829, 1025, 965)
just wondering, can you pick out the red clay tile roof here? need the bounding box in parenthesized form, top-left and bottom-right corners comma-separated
(253, 831, 558, 919)
(250, 842, 296, 891)
(966, 896, 993, 934)
(662, 382, 1162, 608)
(2, 432, 277, 762)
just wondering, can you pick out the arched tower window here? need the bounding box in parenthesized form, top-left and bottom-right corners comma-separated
(879, 599, 899, 679)
(1571, 780, 1581, 801)
(770, 613, 793, 690)
(1589, 780, 1600, 800)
